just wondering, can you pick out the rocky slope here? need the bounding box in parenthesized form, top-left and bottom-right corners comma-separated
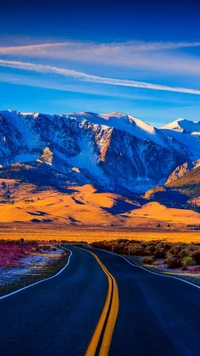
(166, 159, 200, 184)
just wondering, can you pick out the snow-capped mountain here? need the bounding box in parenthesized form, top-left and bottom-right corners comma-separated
(161, 118, 200, 133)
(0, 110, 199, 193)
(161, 118, 200, 161)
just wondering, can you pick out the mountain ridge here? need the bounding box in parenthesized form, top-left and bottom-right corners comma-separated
(0, 110, 199, 226)
(0, 110, 199, 194)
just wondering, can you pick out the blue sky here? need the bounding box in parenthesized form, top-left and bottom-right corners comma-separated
(0, 0, 200, 126)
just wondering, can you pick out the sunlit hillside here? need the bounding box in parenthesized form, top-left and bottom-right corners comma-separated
(0, 175, 199, 229)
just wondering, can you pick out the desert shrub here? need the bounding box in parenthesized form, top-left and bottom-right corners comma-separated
(183, 256, 196, 266)
(129, 244, 145, 256)
(141, 256, 154, 265)
(167, 244, 182, 256)
(179, 245, 198, 258)
(154, 248, 166, 259)
(178, 247, 191, 258)
(191, 250, 200, 265)
(166, 257, 182, 269)
(144, 245, 156, 255)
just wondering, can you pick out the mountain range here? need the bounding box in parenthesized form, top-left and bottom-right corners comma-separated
(0, 110, 199, 227)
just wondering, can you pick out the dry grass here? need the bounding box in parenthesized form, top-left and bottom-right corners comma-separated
(0, 227, 199, 243)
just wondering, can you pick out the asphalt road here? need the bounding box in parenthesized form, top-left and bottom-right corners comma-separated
(1, 245, 200, 356)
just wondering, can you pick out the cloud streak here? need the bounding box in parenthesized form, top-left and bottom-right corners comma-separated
(1, 40, 200, 55)
(1, 40, 200, 76)
(0, 59, 200, 95)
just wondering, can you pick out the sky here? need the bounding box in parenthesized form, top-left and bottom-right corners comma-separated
(0, 0, 200, 126)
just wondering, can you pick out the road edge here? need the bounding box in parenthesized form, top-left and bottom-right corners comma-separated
(86, 245, 200, 290)
(0, 246, 72, 300)
(121, 255, 200, 290)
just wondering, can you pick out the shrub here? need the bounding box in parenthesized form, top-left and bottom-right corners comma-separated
(179, 245, 197, 258)
(166, 257, 182, 269)
(167, 244, 182, 256)
(154, 248, 166, 259)
(141, 256, 154, 265)
(183, 256, 196, 266)
(191, 250, 200, 265)
(144, 245, 156, 255)
(129, 244, 145, 256)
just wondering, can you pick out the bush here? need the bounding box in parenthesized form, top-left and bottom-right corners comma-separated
(144, 245, 156, 255)
(166, 257, 182, 269)
(167, 244, 182, 256)
(191, 250, 200, 265)
(179, 245, 197, 258)
(183, 256, 196, 266)
(129, 244, 145, 256)
(141, 256, 154, 265)
(154, 248, 166, 259)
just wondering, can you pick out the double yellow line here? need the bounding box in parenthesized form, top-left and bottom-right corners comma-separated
(78, 248, 119, 356)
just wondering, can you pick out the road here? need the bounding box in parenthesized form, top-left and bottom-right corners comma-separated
(1, 245, 200, 356)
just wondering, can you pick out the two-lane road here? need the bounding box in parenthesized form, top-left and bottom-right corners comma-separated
(1, 245, 200, 356)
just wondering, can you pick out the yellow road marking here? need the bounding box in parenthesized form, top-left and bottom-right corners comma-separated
(76, 247, 119, 356)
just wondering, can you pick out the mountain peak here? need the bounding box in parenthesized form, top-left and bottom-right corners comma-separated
(161, 118, 200, 133)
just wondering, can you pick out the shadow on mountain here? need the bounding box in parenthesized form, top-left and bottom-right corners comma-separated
(0, 162, 79, 194)
(146, 190, 190, 209)
(103, 198, 141, 215)
(69, 216, 81, 223)
(27, 211, 49, 216)
(31, 218, 53, 223)
(72, 197, 85, 205)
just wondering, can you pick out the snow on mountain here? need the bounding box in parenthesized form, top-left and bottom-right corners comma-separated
(0, 110, 199, 193)
(161, 118, 200, 133)
(69, 111, 167, 147)
(160, 118, 200, 161)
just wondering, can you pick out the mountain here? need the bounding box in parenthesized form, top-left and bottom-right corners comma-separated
(144, 163, 200, 212)
(161, 118, 200, 133)
(161, 118, 200, 161)
(0, 161, 199, 228)
(166, 164, 200, 200)
(166, 159, 200, 184)
(0, 110, 199, 226)
(0, 110, 199, 194)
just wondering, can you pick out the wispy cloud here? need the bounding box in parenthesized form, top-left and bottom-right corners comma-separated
(1, 40, 200, 55)
(0, 59, 200, 95)
(1, 40, 200, 76)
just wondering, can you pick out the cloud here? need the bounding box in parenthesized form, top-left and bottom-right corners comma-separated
(0, 59, 200, 95)
(1, 40, 200, 55)
(1, 40, 200, 76)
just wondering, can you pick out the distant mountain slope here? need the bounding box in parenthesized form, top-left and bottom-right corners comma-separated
(166, 159, 200, 184)
(0, 162, 199, 228)
(161, 118, 200, 133)
(161, 118, 200, 160)
(0, 110, 199, 194)
(144, 164, 200, 211)
(166, 165, 200, 198)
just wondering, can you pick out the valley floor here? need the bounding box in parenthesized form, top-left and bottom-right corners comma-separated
(0, 225, 199, 243)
